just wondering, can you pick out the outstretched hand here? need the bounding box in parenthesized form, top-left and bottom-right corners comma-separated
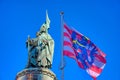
(43, 39, 48, 45)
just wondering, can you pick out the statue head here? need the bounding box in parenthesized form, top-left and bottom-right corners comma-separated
(40, 23, 48, 33)
(36, 23, 48, 37)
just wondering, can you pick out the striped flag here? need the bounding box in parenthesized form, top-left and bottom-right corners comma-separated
(63, 23, 106, 80)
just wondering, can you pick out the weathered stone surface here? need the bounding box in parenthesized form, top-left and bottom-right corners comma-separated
(16, 68, 57, 80)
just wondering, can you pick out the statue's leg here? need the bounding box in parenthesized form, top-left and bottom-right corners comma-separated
(46, 57, 51, 68)
(30, 48, 38, 67)
(36, 47, 43, 67)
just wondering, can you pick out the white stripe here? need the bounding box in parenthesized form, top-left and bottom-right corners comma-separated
(93, 59, 106, 68)
(64, 46, 75, 55)
(100, 64, 105, 69)
(64, 27, 70, 34)
(64, 36, 71, 43)
(92, 63, 105, 70)
(64, 31, 71, 39)
(86, 69, 100, 77)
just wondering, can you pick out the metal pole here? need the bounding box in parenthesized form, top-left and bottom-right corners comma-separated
(60, 11, 64, 80)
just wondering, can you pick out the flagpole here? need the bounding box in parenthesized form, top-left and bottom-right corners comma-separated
(60, 11, 64, 80)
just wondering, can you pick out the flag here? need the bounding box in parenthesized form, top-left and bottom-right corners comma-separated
(63, 23, 106, 80)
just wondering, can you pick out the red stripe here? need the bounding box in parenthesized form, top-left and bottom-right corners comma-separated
(63, 41, 76, 54)
(64, 41, 72, 47)
(64, 50, 84, 69)
(64, 49, 84, 69)
(64, 24, 72, 34)
(63, 50, 76, 59)
(89, 65, 102, 74)
(64, 32, 71, 38)
(77, 60, 84, 69)
(97, 48, 106, 57)
(92, 77, 97, 80)
(94, 54, 106, 63)
(64, 32, 72, 42)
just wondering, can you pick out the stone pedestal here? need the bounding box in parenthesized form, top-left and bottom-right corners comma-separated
(16, 68, 57, 80)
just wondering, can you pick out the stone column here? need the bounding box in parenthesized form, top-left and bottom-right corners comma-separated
(16, 68, 57, 80)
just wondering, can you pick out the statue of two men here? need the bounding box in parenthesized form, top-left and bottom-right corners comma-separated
(26, 11, 54, 68)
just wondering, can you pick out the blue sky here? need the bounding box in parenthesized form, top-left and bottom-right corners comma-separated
(0, 0, 120, 80)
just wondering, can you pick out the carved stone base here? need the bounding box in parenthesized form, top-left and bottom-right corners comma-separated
(16, 68, 57, 80)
